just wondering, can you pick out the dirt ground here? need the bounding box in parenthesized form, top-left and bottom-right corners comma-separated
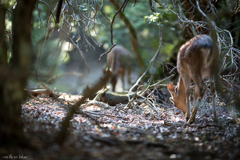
(4, 47, 239, 159)
(1, 90, 240, 160)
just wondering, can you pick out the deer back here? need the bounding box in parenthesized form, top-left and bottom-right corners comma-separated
(107, 45, 132, 76)
(177, 35, 215, 78)
(168, 35, 218, 113)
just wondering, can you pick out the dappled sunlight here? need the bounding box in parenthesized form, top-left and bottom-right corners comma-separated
(1, 0, 240, 159)
(19, 93, 239, 159)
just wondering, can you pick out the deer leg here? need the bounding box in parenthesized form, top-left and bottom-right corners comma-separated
(193, 85, 198, 110)
(126, 69, 131, 86)
(210, 75, 217, 122)
(182, 74, 191, 121)
(120, 69, 125, 90)
(192, 85, 199, 122)
(188, 77, 206, 123)
(110, 75, 117, 92)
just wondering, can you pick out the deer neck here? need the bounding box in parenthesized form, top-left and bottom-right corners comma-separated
(176, 77, 187, 113)
(177, 77, 186, 97)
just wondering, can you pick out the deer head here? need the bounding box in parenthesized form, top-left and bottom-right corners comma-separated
(167, 78, 187, 114)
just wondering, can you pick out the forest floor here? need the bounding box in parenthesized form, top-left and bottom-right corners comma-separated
(1, 91, 240, 160)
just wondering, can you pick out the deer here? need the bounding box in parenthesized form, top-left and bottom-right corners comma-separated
(106, 45, 133, 92)
(167, 34, 219, 123)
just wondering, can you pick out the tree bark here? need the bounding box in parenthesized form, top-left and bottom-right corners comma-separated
(0, 4, 7, 65)
(0, 0, 36, 146)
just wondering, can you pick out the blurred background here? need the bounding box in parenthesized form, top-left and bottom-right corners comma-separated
(23, 0, 179, 94)
(4, 0, 240, 97)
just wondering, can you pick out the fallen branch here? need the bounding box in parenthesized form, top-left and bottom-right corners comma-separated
(100, 92, 135, 106)
(55, 70, 111, 145)
(81, 100, 109, 109)
(26, 88, 59, 98)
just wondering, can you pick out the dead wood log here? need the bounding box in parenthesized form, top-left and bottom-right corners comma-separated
(25, 89, 60, 98)
(99, 92, 135, 106)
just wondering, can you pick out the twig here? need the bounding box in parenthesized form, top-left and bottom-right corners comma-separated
(128, 24, 163, 101)
(95, 0, 111, 23)
(148, 74, 174, 89)
(81, 100, 109, 109)
(35, 12, 57, 97)
(98, 44, 116, 61)
(55, 70, 111, 145)
(37, 0, 56, 22)
(59, 27, 90, 72)
(93, 87, 109, 101)
(109, 0, 128, 45)
(149, 0, 156, 12)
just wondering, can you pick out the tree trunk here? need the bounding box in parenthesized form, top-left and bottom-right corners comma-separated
(109, 0, 145, 67)
(0, 4, 7, 65)
(0, 0, 36, 146)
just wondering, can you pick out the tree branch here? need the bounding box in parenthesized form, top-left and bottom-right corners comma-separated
(109, 0, 144, 67)
(55, 70, 111, 145)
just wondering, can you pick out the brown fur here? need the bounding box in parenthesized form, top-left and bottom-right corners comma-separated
(167, 35, 218, 123)
(107, 45, 132, 92)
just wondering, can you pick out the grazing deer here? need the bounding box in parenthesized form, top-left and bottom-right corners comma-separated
(167, 35, 218, 123)
(107, 45, 133, 92)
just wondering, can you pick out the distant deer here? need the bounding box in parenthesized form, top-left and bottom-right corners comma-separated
(167, 35, 219, 123)
(107, 45, 133, 92)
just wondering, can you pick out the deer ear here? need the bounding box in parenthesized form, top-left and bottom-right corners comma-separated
(167, 82, 175, 96)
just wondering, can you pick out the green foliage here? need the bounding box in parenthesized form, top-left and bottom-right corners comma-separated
(144, 5, 175, 24)
(5, 1, 182, 89)
(97, 2, 179, 71)
(98, 2, 156, 50)
(160, 40, 176, 59)
(144, 12, 162, 24)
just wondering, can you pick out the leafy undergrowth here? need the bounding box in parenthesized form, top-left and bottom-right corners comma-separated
(2, 93, 240, 160)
